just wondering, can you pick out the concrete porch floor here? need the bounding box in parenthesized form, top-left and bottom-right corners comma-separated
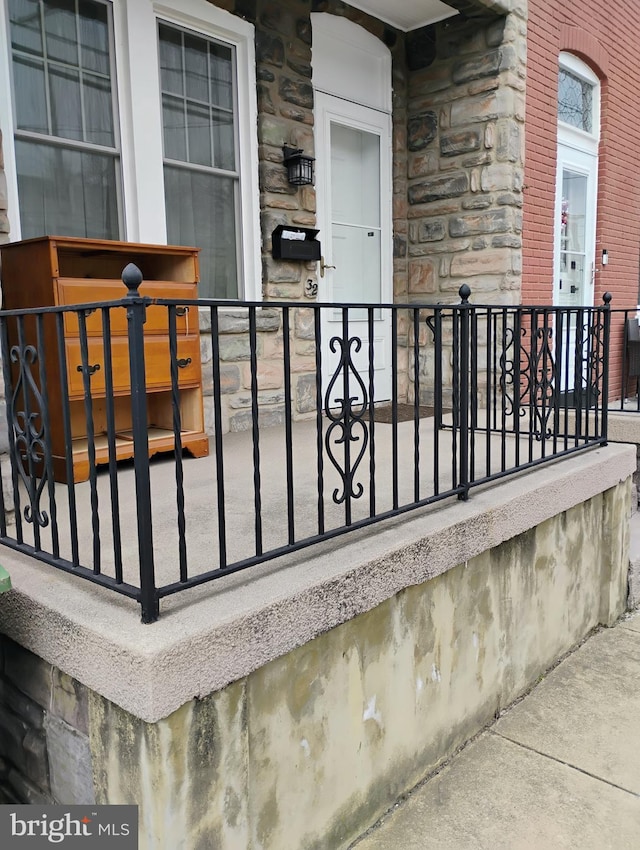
(4, 412, 600, 599)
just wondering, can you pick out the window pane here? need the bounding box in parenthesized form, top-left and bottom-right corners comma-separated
(15, 139, 119, 239)
(50, 65, 83, 140)
(159, 24, 184, 96)
(185, 33, 209, 102)
(164, 166, 238, 298)
(331, 123, 381, 227)
(9, 0, 43, 56)
(209, 42, 233, 110)
(83, 73, 114, 145)
(163, 96, 187, 161)
(187, 102, 211, 166)
(44, 0, 77, 65)
(13, 55, 48, 133)
(212, 109, 235, 170)
(558, 69, 593, 133)
(78, 0, 109, 75)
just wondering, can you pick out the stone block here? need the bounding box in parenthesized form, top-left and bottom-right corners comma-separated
(452, 50, 502, 84)
(256, 32, 284, 67)
(408, 259, 437, 295)
(258, 115, 287, 148)
(492, 234, 522, 248)
(449, 208, 511, 237)
(295, 374, 317, 414)
(241, 360, 283, 391)
(294, 308, 315, 341)
(408, 173, 468, 205)
(486, 16, 507, 48)
(287, 55, 312, 78)
(229, 407, 285, 432)
(408, 151, 439, 178)
(497, 120, 521, 162)
(265, 283, 302, 299)
(46, 716, 94, 804)
(3, 639, 52, 708)
(481, 164, 515, 192)
(264, 258, 303, 284)
(228, 391, 285, 410)
(296, 18, 312, 45)
(462, 197, 492, 210)
(450, 249, 512, 277)
(411, 220, 446, 243)
(7, 768, 53, 805)
(407, 111, 438, 151)
(219, 335, 251, 362)
(394, 234, 407, 258)
(450, 88, 514, 126)
(279, 77, 313, 109)
(220, 365, 242, 395)
(51, 670, 89, 736)
(260, 162, 297, 195)
(0, 679, 45, 730)
(257, 83, 276, 115)
(440, 129, 482, 157)
(260, 3, 295, 37)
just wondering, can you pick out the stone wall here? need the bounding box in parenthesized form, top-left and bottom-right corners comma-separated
(403, 12, 526, 306)
(0, 636, 93, 806)
(198, 0, 527, 428)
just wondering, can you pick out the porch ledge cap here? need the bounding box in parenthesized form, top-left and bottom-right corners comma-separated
(0, 443, 634, 722)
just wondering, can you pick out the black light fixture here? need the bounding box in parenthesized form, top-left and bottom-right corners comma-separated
(282, 145, 315, 186)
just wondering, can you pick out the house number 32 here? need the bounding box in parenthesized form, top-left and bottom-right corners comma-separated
(305, 279, 318, 298)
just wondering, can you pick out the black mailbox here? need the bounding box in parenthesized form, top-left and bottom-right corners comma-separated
(271, 225, 321, 261)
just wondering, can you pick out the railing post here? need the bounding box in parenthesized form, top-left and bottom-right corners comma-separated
(123, 263, 159, 623)
(458, 284, 471, 500)
(601, 292, 612, 445)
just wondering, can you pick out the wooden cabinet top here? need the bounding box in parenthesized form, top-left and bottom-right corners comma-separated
(1, 237, 201, 298)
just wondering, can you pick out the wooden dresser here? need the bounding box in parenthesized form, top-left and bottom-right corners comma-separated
(1, 236, 209, 483)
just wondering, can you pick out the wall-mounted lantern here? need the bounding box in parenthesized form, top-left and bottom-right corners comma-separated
(282, 146, 315, 186)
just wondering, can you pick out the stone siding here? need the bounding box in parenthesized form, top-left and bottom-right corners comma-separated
(403, 11, 526, 307)
(0, 636, 93, 806)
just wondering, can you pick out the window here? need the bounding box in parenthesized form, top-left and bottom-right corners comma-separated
(557, 53, 599, 142)
(159, 23, 239, 298)
(558, 68, 594, 133)
(2, 0, 260, 298)
(8, 0, 120, 239)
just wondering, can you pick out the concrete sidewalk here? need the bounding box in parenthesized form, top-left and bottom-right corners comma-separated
(351, 611, 640, 850)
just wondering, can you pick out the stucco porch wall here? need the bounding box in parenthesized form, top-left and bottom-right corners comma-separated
(0, 443, 634, 847)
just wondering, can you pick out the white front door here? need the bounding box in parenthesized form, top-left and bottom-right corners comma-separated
(554, 143, 598, 390)
(315, 92, 393, 406)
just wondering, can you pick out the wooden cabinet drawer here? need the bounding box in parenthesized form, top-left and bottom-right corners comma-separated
(57, 279, 196, 337)
(66, 336, 201, 398)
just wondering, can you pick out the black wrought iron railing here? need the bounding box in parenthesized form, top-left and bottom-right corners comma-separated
(0, 269, 611, 621)
(609, 307, 640, 411)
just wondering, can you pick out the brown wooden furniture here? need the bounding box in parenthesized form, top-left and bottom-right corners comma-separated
(1, 236, 209, 483)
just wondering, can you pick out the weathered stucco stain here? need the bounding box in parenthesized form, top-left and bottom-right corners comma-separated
(85, 478, 630, 850)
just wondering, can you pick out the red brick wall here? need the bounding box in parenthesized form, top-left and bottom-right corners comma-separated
(524, 1, 640, 312)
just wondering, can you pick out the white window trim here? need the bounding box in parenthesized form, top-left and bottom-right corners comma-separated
(0, 0, 261, 301)
(558, 52, 600, 155)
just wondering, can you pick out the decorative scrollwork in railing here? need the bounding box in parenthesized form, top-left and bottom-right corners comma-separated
(587, 317, 605, 406)
(528, 325, 556, 439)
(324, 336, 369, 505)
(499, 325, 518, 417)
(9, 344, 49, 527)
(500, 318, 558, 439)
